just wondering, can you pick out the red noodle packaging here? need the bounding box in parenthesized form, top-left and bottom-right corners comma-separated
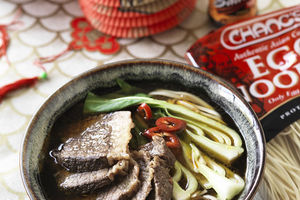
(186, 5, 300, 141)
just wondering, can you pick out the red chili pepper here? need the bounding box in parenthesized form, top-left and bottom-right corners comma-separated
(143, 127, 162, 139)
(155, 117, 186, 133)
(137, 103, 152, 120)
(163, 132, 181, 149)
(143, 127, 181, 148)
(0, 72, 47, 102)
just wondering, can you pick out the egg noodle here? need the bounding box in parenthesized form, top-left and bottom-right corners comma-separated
(257, 120, 300, 200)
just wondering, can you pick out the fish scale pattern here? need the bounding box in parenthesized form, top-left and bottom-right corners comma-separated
(0, 0, 297, 199)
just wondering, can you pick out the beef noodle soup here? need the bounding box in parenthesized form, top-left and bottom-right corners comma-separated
(38, 80, 246, 200)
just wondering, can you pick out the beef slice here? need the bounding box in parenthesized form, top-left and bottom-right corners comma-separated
(96, 159, 140, 200)
(51, 111, 134, 172)
(57, 160, 129, 194)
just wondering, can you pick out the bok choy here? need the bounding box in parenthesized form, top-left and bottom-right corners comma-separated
(181, 141, 245, 200)
(84, 93, 241, 144)
(83, 81, 246, 200)
(172, 161, 198, 200)
(84, 91, 244, 164)
(190, 143, 245, 200)
(149, 89, 223, 123)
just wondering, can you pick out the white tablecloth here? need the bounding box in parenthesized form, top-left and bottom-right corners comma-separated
(0, 0, 299, 199)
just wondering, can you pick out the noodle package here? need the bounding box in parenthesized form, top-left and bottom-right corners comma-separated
(186, 5, 300, 199)
(186, 5, 300, 142)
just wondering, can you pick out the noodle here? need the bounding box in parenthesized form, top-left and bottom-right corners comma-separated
(258, 120, 300, 200)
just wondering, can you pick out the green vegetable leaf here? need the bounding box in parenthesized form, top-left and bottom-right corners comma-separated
(116, 79, 144, 95)
(83, 92, 147, 113)
(116, 79, 133, 94)
(152, 108, 167, 119)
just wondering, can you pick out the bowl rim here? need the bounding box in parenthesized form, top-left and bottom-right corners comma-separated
(20, 58, 266, 200)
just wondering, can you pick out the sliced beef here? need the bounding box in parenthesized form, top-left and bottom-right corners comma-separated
(139, 136, 176, 166)
(150, 156, 173, 200)
(131, 151, 154, 200)
(51, 111, 134, 172)
(139, 136, 175, 200)
(50, 112, 176, 199)
(96, 159, 140, 200)
(57, 160, 129, 194)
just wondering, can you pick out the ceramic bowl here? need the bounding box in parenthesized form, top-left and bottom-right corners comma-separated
(21, 59, 265, 200)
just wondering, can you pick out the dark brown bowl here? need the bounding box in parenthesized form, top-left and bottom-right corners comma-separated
(21, 59, 265, 200)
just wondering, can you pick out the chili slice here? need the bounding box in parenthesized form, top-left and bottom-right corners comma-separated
(156, 117, 186, 133)
(137, 103, 152, 120)
(163, 132, 181, 149)
(143, 127, 181, 148)
(143, 127, 162, 139)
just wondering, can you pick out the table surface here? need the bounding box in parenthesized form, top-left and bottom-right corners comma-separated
(0, 0, 299, 199)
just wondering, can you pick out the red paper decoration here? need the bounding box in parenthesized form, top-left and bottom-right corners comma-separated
(0, 26, 9, 60)
(0, 16, 120, 103)
(35, 17, 120, 68)
(70, 17, 120, 54)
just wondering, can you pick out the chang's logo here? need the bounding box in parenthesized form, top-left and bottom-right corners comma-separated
(220, 7, 300, 50)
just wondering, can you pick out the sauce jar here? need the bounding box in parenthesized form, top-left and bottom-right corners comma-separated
(209, 0, 257, 26)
